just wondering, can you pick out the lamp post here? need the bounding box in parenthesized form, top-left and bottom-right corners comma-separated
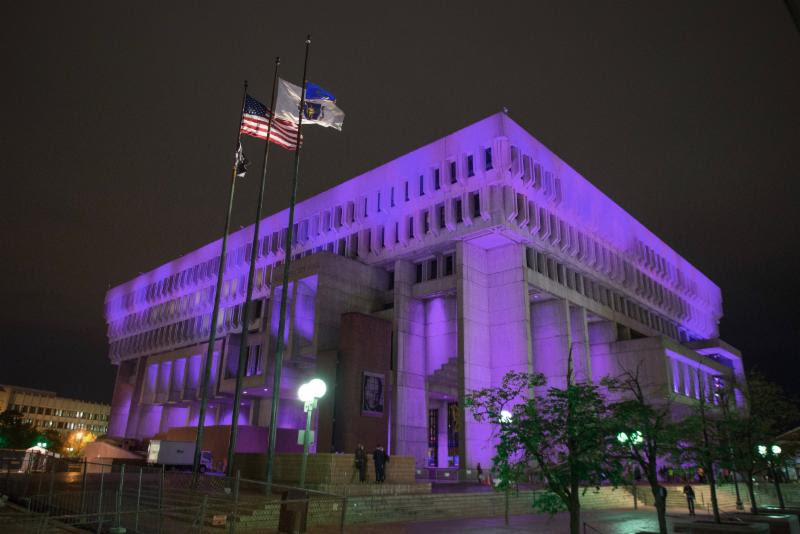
(617, 431, 643, 510)
(499, 410, 513, 526)
(298, 378, 327, 488)
(757, 444, 785, 510)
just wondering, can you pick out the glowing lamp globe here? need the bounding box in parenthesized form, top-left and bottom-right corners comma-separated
(298, 383, 313, 403)
(631, 431, 644, 445)
(616, 432, 629, 444)
(757, 445, 768, 457)
(771, 445, 782, 455)
(499, 410, 513, 423)
(308, 378, 327, 399)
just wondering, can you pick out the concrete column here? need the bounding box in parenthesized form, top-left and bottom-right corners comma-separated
(456, 241, 493, 473)
(569, 306, 592, 383)
(530, 298, 573, 389)
(488, 243, 534, 386)
(437, 402, 449, 468)
(392, 260, 428, 466)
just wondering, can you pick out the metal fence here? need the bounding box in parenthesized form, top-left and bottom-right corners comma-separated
(0, 453, 347, 533)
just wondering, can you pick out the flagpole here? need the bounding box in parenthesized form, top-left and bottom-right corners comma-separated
(192, 80, 248, 479)
(226, 57, 281, 476)
(265, 34, 312, 490)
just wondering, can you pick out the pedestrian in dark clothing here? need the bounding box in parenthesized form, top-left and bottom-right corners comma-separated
(683, 484, 696, 516)
(476, 463, 484, 485)
(657, 485, 668, 508)
(354, 444, 367, 483)
(373, 446, 389, 483)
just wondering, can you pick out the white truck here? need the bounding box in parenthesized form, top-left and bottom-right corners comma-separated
(147, 440, 213, 473)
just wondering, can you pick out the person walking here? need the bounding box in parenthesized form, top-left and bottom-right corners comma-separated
(373, 445, 389, 483)
(477, 462, 484, 485)
(354, 443, 367, 483)
(683, 483, 696, 516)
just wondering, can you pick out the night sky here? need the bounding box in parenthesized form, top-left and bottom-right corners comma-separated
(1, 2, 798, 404)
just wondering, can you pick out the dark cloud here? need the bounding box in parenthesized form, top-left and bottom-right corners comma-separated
(1, 2, 798, 402)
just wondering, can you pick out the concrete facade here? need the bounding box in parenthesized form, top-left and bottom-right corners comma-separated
(103, 112, 745, 472)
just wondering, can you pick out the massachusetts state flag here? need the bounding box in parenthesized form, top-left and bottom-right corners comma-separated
(274, 79, 345, 131)
(240, 94, 302, 150)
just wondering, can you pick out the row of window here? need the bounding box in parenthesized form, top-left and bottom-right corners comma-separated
(24, 418, 107, 433)
(414, 254, 455, 284)
(110, 148, 497, 318)
(670, 358, 727, 405)
(110, 190, 487, 343)
(503, 188, 697, 329)
(10, 404, 108, 421)
(110, 300, 265, 359)
(526, 247, 691, 342)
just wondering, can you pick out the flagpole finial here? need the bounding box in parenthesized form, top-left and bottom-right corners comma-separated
(306, 34, 312, 44)
(244, 80, 248, 89)
(275, 56, 280, 66)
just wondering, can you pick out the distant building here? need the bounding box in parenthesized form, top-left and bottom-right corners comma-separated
(0, 385, 110, 436)
(104, 112, 745, 471)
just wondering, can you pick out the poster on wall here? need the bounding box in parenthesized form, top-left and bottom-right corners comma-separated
(361, 371, 385, 416)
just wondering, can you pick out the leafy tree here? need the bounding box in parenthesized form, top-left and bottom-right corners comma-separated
(466, 358, 623, 534)
(604, 362, 685, 534)
(0, 410, 37, 449)
(681, 377, 722, 523)
(718, 371, 799, 513)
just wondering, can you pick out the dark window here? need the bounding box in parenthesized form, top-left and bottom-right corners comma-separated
(390, 187, 395, 207)
(408, 217, 414, 238)
(404, 181, 410, 201)
(434, 168, 441, 190)
(467, 155, 474, 177)
(438, 205, 446, 229)
(471, 193, 481, 218)
(394, 222, 400, 243)
(423, 211, 430, 234)
(449, 161, 457, 184)
(415, 263, 423, 283)
(455, 199, 463, 223)
(484, 147, 493, 170)
(363, 197, 368, 217)
(444, 255, 454, 276)
(377, 191, 381, 212)
(419, 175, 425, 196)
(429, 259, 437, 279)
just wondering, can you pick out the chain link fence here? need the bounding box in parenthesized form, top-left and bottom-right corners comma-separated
(0, 452, 347, 533)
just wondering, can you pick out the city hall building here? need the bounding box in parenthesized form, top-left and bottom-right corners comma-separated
(104, 112, 745, 471)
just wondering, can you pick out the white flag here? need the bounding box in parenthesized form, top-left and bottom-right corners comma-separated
(274, 78, 345, 131)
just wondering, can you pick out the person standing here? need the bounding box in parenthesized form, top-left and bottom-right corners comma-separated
(373, 445, 389, 483)
(354, 443, 367, 483)
(476, 463, 484, 485)
(683, 483, 696, 516)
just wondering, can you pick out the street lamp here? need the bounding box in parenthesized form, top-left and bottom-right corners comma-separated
(298, 378, 327, 488)
(757, 443, 785, 509)
(498, 410, 513, 526)
(617, 430, 643, 510)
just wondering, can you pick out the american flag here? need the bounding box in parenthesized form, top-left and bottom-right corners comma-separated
(240, 95, 302, 150)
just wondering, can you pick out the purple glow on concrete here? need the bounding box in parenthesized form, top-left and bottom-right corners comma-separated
(187, 354, 202, 390)
(219, 404, 249, 426)
(171, 357, 185, 393)
(158, 360, 172, 395)
(103, 111, 740, 467)
(160, 405, 189, 433)
(424, 296, 456, 373)
(137, 404, 163, 439)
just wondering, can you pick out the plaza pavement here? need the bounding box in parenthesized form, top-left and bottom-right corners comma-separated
(328, 508, 706, 534)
